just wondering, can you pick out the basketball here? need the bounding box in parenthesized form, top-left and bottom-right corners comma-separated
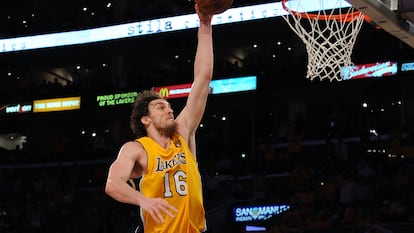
(196, 0, 233, 15)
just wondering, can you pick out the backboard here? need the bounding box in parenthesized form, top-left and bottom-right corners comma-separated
(347, 0, 414, 49)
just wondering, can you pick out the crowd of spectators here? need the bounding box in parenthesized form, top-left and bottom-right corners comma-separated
(2, 56, 414, 233)
(1, 104, 414, 232)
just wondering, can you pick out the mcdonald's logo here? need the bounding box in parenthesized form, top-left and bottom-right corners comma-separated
(158, 88, 169, 98)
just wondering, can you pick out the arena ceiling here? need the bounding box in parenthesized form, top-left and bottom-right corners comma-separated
(1, 0, 414, 98)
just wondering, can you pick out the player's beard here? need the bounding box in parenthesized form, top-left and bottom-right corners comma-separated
(161, 121, 176, 138)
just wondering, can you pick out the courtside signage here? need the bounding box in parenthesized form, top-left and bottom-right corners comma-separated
(154, 75, 257, 99)
(0, 102, 33, 115)
(154, 84, 194, 99)
(0, 2, 351, 53)
(96, 91, 138, 107)
(33, 97, 81, 112)
(233, 204, 290, 223)
(401, 62, 414, 72)
(340, 61, 398, 80)
(210, 75, 256, 94)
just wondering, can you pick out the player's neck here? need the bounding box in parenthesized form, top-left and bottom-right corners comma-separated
(148, 132, 171, 150)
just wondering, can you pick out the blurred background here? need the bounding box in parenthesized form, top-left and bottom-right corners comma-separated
(1, 0, 414, 232)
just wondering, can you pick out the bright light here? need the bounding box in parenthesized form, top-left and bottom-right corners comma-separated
(0, 1, 351, 53)
(362, 102, 368, 108)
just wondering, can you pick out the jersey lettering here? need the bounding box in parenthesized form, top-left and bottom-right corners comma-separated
(156, 153, 186, 172)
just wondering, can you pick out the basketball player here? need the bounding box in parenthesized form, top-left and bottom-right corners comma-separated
(105, 4, 213, 233)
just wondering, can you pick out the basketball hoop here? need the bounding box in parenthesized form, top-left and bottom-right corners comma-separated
(281, 0, 369, 81)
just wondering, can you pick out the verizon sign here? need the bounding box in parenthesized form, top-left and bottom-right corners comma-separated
(0, 103, 33, 115)
(340, 61, 398, 80)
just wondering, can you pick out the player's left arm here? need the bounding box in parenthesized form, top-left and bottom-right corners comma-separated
(176, 5, 213, 153)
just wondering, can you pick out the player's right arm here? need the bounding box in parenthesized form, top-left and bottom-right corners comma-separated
(105, 141, 145, 205)
(105, 141, 177, 223)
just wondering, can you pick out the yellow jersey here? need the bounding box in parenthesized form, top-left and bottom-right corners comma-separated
(137, 133, 206, 233)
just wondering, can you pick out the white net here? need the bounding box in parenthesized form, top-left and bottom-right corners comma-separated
(281, 0, 366, 81)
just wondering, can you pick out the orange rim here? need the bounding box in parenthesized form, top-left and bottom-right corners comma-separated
(281, 0, 371, 23)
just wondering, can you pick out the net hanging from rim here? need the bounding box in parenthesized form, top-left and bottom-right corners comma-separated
(281, 0, 368, 81)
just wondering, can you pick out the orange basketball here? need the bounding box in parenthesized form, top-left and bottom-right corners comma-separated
(196, 0, 233, 15)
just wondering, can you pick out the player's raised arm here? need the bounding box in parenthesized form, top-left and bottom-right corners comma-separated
(176, 4, 213, 140)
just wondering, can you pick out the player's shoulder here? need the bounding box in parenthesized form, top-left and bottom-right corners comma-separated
(122, 140, 142, 148)
(119, 140, 146, 158)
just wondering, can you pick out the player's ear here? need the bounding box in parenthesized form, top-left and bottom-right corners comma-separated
(141, 116, 150, 125)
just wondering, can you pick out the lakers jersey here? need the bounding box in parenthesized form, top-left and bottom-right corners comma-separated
(137, 133, 206, 233)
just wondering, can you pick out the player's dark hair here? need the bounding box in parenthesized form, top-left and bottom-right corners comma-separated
(130, 89, 163, 138)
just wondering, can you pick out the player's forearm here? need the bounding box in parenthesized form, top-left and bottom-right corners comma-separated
(105, 179, 144, 206)
(194, 21, 213, 83)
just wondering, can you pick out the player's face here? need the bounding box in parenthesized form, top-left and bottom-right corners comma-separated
(148, 99, 175, 132)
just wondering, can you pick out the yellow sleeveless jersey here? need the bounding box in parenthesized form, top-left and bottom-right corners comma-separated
(137, 133, 206, 233)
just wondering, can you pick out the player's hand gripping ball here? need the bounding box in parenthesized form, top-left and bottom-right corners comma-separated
(196, 0, 234, 15)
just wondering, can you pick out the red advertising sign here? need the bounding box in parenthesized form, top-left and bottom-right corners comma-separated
(340, 61, 398, 80)
(154, 84, 193, 99)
